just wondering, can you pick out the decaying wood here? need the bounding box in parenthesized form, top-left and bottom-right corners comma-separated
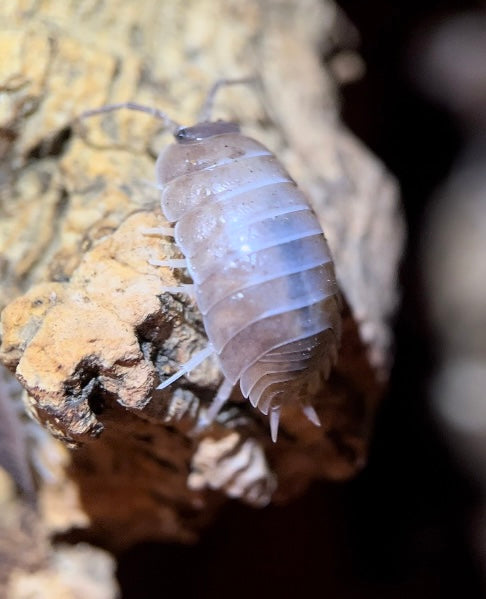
(0, 0, 404, 563)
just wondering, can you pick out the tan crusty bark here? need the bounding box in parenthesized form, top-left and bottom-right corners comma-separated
(0, 0, 404, 551)
(0, 366, 119, 598)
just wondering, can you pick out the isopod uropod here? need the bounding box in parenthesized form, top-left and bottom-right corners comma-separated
(82, 79, 342, 441)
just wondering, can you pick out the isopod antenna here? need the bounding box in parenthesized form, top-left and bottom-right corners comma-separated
(198, 76, 256, 123)
(78, 102, 181, 135)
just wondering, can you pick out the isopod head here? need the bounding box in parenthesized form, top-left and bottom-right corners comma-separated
(174, 121, 240, 143)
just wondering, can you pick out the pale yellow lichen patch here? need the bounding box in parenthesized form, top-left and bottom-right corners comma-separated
(0, 283, 66, 371)
(21, 35, 117, 152)
(70, 217, 170, 326)
(60, 138, 154, 192)
(0, 212, 176, 440)
(0, 165, 64, 286)
(0, 29, 50, 123)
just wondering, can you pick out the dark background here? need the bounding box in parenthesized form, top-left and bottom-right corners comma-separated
(118, 2, 484, 596)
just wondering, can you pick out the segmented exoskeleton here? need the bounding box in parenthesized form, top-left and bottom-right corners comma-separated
(82, 79, 341, 441)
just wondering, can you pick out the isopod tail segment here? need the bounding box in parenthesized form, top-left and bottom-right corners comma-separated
(269, 406, 282, 444)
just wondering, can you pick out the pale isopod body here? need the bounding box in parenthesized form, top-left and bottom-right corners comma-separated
(156, 122, 341, 440)
(81, 84, 342, 441)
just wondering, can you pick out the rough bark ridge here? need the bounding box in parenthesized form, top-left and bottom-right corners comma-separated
(0, 0, 404, 560)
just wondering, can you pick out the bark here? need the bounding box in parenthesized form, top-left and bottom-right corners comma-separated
(0, 0, 403, 581)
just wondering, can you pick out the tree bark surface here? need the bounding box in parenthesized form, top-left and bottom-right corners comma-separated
(0, 0, 404, 565)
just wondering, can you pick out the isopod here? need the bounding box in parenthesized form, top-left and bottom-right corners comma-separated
(82, 79, 342, 441)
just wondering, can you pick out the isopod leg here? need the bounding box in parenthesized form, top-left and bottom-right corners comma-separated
(145, 231, 193, 295)
(149, 258, 188, 268)
(160, 284, 195, 297)
(157, 344, 214, 390)
(137, 179, 164, 192)
(204, 377, 235, 424)
(142, 226, 174, 237)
